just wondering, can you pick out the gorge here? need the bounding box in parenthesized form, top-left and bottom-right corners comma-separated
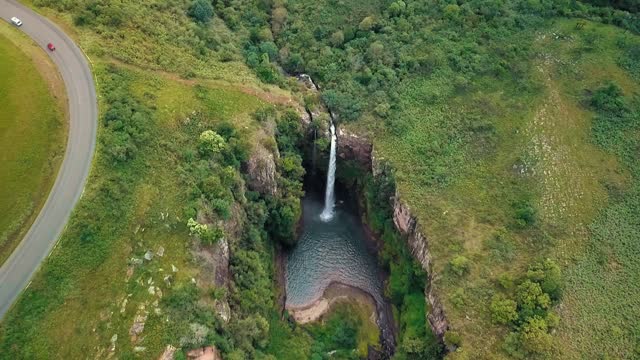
(277, 74, 445, 359)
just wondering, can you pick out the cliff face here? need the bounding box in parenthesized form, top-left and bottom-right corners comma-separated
(391, 192, 449, 340)
(336, 128, 373, 170)
(358, 138, 450, 342)
(246, 120, 279, 197)
(246, 144, 278, 196)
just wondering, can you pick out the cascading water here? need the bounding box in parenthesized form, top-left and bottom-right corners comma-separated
(320, 123, 337, 221)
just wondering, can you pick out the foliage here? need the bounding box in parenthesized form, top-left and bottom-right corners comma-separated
(199, 130, 226, 155)
(189, 0, 214, 23)
(449, 255, 470, 276)
(490, 295, 518, 325)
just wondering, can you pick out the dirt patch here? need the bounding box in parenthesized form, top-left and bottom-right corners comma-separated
(286, 282, 377, 324)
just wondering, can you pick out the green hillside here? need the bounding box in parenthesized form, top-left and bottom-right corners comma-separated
(1, 0, 639, 359)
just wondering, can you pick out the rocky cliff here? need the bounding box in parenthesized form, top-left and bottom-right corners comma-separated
(294, 74, 449, 342)
(360, 139, 450, 343)
(336, 128, 373, 170)
(391, 191, 449, 341)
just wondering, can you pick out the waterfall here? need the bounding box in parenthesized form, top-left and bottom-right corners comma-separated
(320, 123, 337, 221)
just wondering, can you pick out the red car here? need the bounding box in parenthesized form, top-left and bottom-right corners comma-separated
(47, 43, 55, 51)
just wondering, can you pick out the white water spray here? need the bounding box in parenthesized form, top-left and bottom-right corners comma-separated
(320, 123, 337, 221)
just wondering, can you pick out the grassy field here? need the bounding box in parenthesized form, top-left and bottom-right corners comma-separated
(0, 62, 270, 358)
(0, 1, 290, 358)
(366, 19, 640, 358)
(0, 22, 65, 265)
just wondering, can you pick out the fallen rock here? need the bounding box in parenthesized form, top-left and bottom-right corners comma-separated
(109, 334, 117, 352)
(125, 266, 134, 282)
(120, 298, 128, 313)
(157, 246, 165, 257)
(133, 346, 146, 353)
(171, 264, 178, 273)
(159, 345, 177, 360)
(129, 306, 148, 342)
(130, 257, 143, 266)
(144, 250, 154, 261)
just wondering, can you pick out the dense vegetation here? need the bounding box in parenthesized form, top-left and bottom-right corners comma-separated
(220, 0, 640, 358)
(2, 0, 640, 359)
(0, 23, 65, 265)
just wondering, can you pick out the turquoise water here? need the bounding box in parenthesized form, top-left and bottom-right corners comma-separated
(285, 191, 383, 308)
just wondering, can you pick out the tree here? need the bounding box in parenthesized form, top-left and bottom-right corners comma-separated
(359, 16, 376, 31)
(388, 1, 407, 16)
(329, 30, 344, 47)
(189, 0, 214, 23)
(490, 295, 518, 325)
(272, 6, 288, 35)
(520, 316, 553, 355)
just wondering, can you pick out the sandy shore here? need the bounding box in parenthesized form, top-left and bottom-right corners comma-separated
(286, 282, 378, 324)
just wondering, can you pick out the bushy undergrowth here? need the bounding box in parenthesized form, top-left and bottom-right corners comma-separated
(0, 65, 153, 357)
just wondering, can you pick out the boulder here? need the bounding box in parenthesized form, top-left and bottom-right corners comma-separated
(158, 345, 177, 360)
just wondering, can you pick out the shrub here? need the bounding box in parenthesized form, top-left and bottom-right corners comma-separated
(590, 82, 628, 115)
(252, 106, 277, 123)
(526, 259, 562, 300)
(513, 198, 537, 227)
(516, 280, 550, 318)
(199, 130, 226, 155)
(444, 331, 462, 348)
(490, 295, 518, 325)
(450, 255, 470, 276)
(520, 316, 553, 355)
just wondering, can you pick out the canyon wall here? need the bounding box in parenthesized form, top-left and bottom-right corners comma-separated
(389, 186, 449, 340)
(370, 145, 450, 343)
(295, 73, 449, 342)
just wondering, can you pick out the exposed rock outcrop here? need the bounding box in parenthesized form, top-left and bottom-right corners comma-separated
(186, 346, 222, 360)
(246, 144, 278, 196)
(158, 345, 177, 360)
(392, 193, 449, 340)
(337, 128, 373, 170)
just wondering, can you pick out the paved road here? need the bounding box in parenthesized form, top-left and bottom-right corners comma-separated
(0, 0, 97, 319)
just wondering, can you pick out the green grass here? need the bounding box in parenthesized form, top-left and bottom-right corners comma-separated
(360, 19, 640, 358)
(547, 21, 640, 359)
(0, 63, 266, 359)
(0, 25, 65, 265)
(306, 300, 380, 359)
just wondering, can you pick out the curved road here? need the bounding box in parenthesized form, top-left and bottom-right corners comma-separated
(0, 0, 97, 318)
